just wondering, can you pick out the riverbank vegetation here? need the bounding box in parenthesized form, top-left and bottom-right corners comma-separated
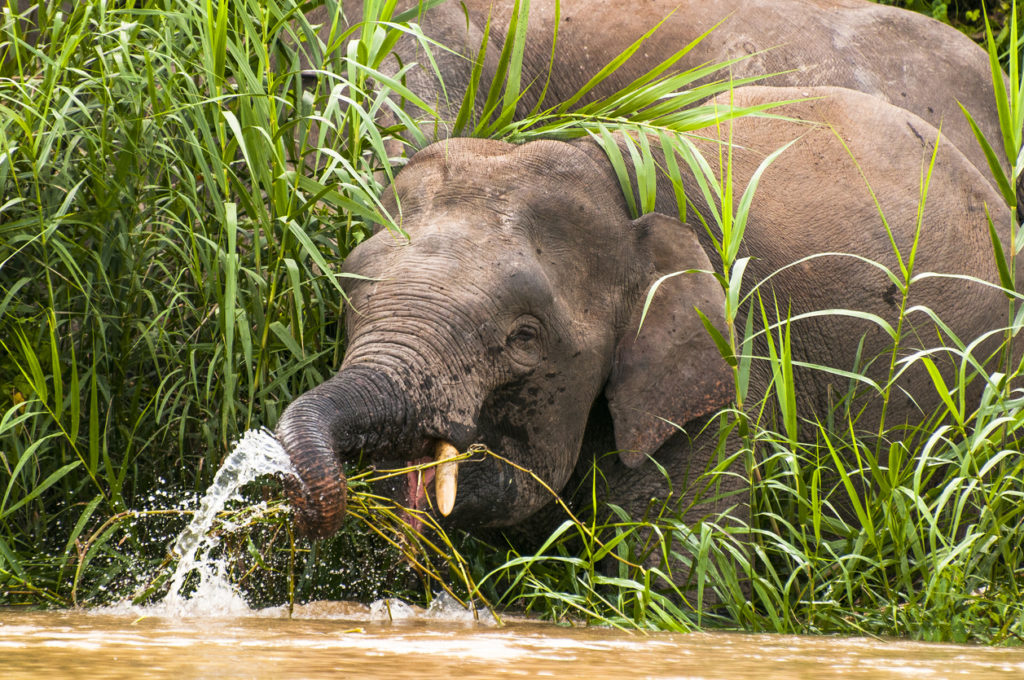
(1, 0, 1023, 644)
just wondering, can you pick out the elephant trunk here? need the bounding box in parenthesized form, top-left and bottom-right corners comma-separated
(276, 366, 410, 539)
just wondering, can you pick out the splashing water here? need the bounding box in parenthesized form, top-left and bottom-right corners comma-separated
(115, 428, 493, 623)
(370, 592, 497, 625)
(153, 428, 295, 617)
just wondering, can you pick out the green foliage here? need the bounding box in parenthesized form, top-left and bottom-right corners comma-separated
(877, 1, 1019, 53)
(2, 0, 1024, 646)
(0, 0, 395, 606)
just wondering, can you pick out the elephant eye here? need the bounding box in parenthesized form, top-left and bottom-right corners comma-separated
(506, 318, 541, 349)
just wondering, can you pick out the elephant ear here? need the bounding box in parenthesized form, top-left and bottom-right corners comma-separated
(605, 213, 733, 468)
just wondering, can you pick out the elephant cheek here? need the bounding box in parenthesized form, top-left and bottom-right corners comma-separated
(461, 378, 596, 525)
(454, 437, 580, 528)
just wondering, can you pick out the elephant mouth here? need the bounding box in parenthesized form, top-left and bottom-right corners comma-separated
(405, 458, 434, 533)
(401, 440, 461, 532)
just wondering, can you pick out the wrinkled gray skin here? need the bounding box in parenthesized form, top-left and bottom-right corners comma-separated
(291, 0, 1007, 188)
(277, 86, 1015, 563)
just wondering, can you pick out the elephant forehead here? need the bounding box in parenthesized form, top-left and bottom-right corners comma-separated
(360, 221, 532, 261)
(378, 190, 620, 274)
(344, 230, 556, 308)
(394, 173, 603, 232)
(391, 139, 626, 230)
(402, 137, 600, 185)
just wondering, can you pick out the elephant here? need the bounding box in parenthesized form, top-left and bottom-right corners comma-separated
(275, 84, 1015, 569)
(290, 0, 1009, 190)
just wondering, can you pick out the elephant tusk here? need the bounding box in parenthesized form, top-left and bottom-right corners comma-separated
(434, 441, 459, 517)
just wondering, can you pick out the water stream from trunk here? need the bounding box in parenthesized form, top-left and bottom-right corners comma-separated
(136, 428, 486, 622)
(153, 428, 296, 617)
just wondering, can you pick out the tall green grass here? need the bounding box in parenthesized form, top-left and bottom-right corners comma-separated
(2, 0, 1023, 645)
(0, 0, 379, 605)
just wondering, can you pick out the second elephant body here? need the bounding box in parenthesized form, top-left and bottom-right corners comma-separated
(294, 0, 1006, 189)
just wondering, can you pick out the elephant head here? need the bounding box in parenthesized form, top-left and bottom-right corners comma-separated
(276, 136, 732, 538)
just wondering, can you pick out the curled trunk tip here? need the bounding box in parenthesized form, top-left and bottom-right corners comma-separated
(282, 467, 347, 539)
(277, 366, 410, 539)
(277, 396, 349, 540)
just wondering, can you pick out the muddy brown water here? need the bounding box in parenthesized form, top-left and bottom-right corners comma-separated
(4, 604, 1024, 679)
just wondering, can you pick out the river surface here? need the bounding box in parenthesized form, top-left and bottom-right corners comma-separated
(4, 605, 1024, 679)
